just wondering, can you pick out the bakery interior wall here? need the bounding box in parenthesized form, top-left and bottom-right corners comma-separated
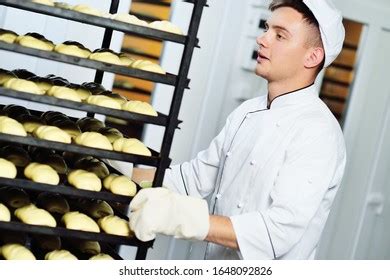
(143, 0, 390, 259)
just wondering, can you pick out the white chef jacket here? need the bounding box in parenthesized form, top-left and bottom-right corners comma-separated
(163, 83, 347, 260)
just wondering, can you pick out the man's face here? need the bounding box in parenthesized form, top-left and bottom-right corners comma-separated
(255, 7, 313, 82)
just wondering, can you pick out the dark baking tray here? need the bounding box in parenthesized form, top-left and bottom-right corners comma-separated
(0, 0, 190, 45)
(0, 41, 184, 87)
(0, 87, 169, 127)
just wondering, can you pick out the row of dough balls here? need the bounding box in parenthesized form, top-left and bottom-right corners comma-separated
(31, 0, 183, 35)
(0, 244, 113, 260)
(0, 30, 165, 74)
(0, 116, 152, 156)
(1, 77, 158, 116)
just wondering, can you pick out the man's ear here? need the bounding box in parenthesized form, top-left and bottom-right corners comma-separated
(304, 47, 325, 69)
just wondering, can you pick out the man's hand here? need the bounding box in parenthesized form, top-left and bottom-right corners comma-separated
(131, 167, 156, 185)
(129, 188, 210, 242)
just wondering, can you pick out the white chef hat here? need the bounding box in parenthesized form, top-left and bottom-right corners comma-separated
(302, 0, 345, 68)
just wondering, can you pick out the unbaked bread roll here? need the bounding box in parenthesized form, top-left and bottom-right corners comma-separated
(75, 132, 113, 150)
(36, 193, 70, 214)
(33, 234, 61, 251)
(15, 204, 57, 227)
(0, 116, 27, 136)
(47, 86, 82, 102)
(74, 156, 109, 178)
(98, 215, 132, 236)
(24, 162, 60, 185)
(45, 249, 78, 260)
(103, 174, 137, 197)
(32, 0, 55, 6)
(89, 253, 113, 260)
(149, 20, 183, 35)
(0, 203, 11, 222)
(72, 4, 103, 17)
(0, 187, 30, 208)
(16, 32, 55, 51)
(0, 158, 17, 179)
(33, 125, 71, 144)
(0, 69, 17, 85)
(86, 95, 121, 110)
(98, 127, 123, 144)
(113, 138, 151, 156)
(52, 120, 81, 139)
(89, 49, 122, 65)
(77, 117, 105, 132)
(75, 86, 91, 100)
(19, 114, 44, 133)
(111, 13, 148, 27)
(0, 28, 18, 44)
(54, 41, 91, 58)
(118, 53, 135, 66)
(68, 169, 102, 192)
(54, 2, 72, 9)
(28, 76, 53, 92)
(131, 59, 166, 74)
(39, 154, 68, 174)
(0, 244, 36, 260)
(122, 100, 158, 116)
(72, 240, 100, 255)
(62, 211, 100, 233)
(3, 78, 45, 95)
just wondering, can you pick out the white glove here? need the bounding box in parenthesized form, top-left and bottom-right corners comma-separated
(129, 188, 210, 242)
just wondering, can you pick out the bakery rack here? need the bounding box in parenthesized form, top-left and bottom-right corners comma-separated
(0, 0, 208, 260)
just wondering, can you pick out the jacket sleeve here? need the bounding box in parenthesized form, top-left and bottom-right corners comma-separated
(163, 116, 231, 199)
(230, 123, 346, 259)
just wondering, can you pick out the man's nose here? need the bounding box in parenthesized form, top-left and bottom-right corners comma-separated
(256, 32, 268, 48)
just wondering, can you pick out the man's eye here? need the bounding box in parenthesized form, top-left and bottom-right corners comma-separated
(276, 34, 284, 39)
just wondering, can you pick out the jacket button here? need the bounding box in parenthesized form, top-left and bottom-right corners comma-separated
(250, 160, 256, 165)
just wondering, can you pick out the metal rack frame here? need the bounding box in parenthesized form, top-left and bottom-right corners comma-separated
(0, 0, 208, 260)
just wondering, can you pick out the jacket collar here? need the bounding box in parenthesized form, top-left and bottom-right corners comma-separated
(267, 83, 317, 109)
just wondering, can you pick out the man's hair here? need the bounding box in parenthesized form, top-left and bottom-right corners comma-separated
(269, 0, 325, 72)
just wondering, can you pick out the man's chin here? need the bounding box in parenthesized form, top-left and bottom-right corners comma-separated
(255, 67, 267, 79)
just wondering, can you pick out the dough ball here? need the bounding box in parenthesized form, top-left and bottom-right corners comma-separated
(113, 138, 151, 156)
(0, 203, 11, 222)
(45, 249, 78, 260)
(16, 32, 55, 51)
(89, 253, 113, 260)
(47, 86, 82, 102)
(32, 0, 55, 6)
(0, 116, 27, 136)
(0, 69, 17, 85)
(103, 174, 137, 197)
(72, 4, 103, 17)
(15, 204, 57, 227)
(118, 53, 135, 66)
(111, 13, 148, 27)
(149, 20, 183, 35)
(36, 193, 70, 214)
(62, 211, 100, 233)
(122, 100, 158, 116)
(98, 215, 132, 236)
(0, 244, 36, 260)
(53, 120, 81, 139)
(131, 60, 166, 74)
(0, 158, 17, 179)
(3, 78, 44, 95)
(75, 132, 113, 151)
(100, 91, 127, 105)
(54, 41, 91, 58)
(75, 86, 91, 101)
(0, 28, 18, 44)
(74, 156, 109, 179)
(72, 240, 100, 255)
(89, 49, 122, 65)
(86, 95, 121, 110)
(77, 117, 105, 132)
(19, 114, 45, 133)
(0, 187, 30, 208)
(98, 127, 123, 144)
(24, 162, 60, 185)
(68, 169, 102, 192)
(33, 125, 71, 144)
(33, 234, 61, 251)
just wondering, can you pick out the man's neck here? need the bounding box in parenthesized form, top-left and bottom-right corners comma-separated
(267, 79, 315, 107)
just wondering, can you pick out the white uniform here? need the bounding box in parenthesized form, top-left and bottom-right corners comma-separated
(164, 84, 347, 260)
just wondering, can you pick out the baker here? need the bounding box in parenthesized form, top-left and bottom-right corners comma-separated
(130, 0, 347, 260)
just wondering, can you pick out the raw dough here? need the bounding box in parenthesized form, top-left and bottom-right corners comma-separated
(74, 156, 109, 178)
(103, 174, 137, 197)
(86, 95, 121, 110)
(89, 253, 113, 260)
(122, 100, 158, 116)
(0, 244, 36, 260)
(62, 211, 100, 233)
(0, 203, 11, 222)
(98, 215, 132, 236)
(32, 0, 55, 6)
(113, 138, 151, 156)
(47, 86, 82, 102)
(0, 158, 17, 179)
(16, 33, 55, 51)
(54, 41, 91, 58)
(33, 125, 72, 144)
(72, 4, 103, 17)
(111, 13, 148, 27)
(45, 249, 78, 260)
(0, 116, 27, 136)
(0, 69, 17, 85)
(68, 169, 102, 192)
(149, 20, 183, 35)
(75, 132, 113, 150)
(14, 204, 57, 227)
(98, 127, 123, 144)
(24, 162, 60, 185)
(0, 29, 18, 44)
(89, 49, 122, 65)
(118, 53, 135, 66)
(3, 78, 45, 95)
(19, 114, 44, 133)
(131, 60, 166, 74)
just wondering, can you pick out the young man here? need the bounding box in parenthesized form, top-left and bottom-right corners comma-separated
(130, 0, 347, 260)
